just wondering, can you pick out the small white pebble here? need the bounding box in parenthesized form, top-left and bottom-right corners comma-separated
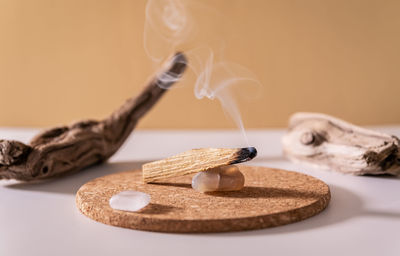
(109, 190, 150, 212)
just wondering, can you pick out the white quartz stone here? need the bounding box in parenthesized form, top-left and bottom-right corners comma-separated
(192, 165, 245, 193)
(109, 190, 151, 212)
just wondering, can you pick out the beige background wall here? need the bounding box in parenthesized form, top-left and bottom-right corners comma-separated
(1, 0, 400, 129)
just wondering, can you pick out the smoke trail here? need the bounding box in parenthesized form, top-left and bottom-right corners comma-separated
(144, 0, 192, 63)
(144, 0, 261, 146)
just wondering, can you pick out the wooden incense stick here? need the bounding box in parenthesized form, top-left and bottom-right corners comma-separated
(142, 147, 257, 183)
(0, 52, 187, 181)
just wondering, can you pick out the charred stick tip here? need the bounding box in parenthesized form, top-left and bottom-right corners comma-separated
(231, 147, 257, 164)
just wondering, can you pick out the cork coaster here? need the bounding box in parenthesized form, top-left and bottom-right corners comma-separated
(76, 166, 330, 233)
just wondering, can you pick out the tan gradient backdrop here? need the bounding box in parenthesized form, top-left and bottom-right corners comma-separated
(1, 0, 400, 129)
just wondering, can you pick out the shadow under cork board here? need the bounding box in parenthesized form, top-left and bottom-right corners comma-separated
(76, 165, 331, 233)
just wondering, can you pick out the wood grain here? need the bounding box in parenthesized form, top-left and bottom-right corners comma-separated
(76, 166, 330, 233)
(142, 147, 257, 183)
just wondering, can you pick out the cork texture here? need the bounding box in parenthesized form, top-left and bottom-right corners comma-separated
(76, 166, 331, 233)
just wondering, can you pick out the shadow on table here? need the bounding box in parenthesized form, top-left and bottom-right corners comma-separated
(204, 184, 400, 237)
(4, 160, 147, 195)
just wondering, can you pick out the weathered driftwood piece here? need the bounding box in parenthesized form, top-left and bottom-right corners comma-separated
(0, 52, 187, 181)
(142, 147, 257, 183)
(282, 112, 400, 175)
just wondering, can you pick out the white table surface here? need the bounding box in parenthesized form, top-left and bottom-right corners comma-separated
(1, 127, 400, 256)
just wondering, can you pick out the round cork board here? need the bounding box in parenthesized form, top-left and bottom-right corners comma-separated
(76, 166, 330, 233)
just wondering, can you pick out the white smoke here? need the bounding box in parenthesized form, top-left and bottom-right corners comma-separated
(144, 0, 192, 63)
(144, 0, 261, 146)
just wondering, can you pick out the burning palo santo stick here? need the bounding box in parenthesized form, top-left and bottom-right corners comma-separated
(142, 147, 257, 183)
(0, 52, 187, 181)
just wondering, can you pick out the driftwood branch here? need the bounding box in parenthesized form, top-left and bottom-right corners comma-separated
(282, 112, 400, 175)
(0, 52, 187, 181)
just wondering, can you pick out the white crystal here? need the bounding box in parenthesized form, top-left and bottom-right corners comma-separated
(109, 190, 151, 212)
(192, 165, 245, 193)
